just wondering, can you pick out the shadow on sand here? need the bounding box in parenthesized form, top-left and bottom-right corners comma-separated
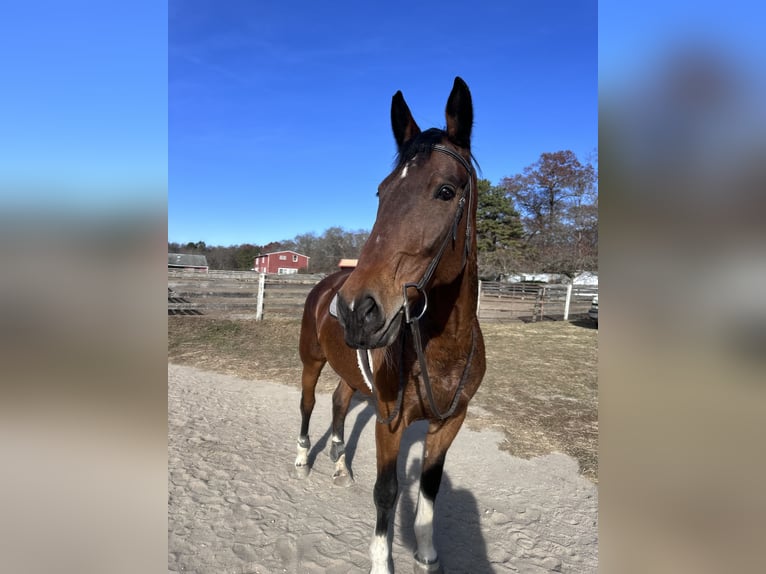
(302, 404, 493, 571)
(570, 317, 597, 330)
(397, 421, 493, 573)
(305, 394, 374, 471)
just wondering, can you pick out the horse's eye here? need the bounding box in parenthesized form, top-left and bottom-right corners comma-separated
(435, 185, 456, 201)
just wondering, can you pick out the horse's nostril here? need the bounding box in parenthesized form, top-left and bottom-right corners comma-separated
(336, 290, 389, 349)
(339, 293, 384, 331)
(359, 296, 380, 324)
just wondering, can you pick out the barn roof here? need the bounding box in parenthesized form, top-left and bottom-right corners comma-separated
(260, 250, 310, 259)
(168, 253, 209, 268)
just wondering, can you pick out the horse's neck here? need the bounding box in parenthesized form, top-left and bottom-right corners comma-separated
(427, 262, 479, 342)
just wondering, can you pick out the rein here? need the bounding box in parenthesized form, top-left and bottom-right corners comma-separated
(359, 143, 478, 424)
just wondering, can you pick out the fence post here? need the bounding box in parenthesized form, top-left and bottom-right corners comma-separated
(532, 287, 543, 322)
(255, 273, 265, 321)
(563, 283, 573, 321)
(477, 280, 482, 316)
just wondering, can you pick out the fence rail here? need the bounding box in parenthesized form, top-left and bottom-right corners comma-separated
(168, 271, 597, 322)
(478, 282, 597, 322)
(168, 270, 320, 318)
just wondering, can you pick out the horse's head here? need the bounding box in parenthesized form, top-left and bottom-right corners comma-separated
(336, 77, 476, 350)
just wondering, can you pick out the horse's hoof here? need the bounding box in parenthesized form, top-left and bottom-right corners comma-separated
(332, 470, 354, 487)
(294, 464, 310, 480)
(413, 554, 442, 573)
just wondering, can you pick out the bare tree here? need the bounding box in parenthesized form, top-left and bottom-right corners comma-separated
(502, 150, 597, 276)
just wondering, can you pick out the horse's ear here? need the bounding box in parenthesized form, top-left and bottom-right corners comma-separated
(445, 77, 473, 149)
(391, 91, 421, 150)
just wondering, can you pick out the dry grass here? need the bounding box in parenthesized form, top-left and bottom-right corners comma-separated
(476, 319, 598, 482)
(168, 315, 598, 481)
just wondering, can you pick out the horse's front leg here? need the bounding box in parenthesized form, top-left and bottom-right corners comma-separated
(413, 410, 467, 573)
(369, 420, 404, 574)
(295, 358, 325, 476)
(330, 378, 355, 486)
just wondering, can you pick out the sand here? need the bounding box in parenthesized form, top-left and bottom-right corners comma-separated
(168, 364, 598, 573)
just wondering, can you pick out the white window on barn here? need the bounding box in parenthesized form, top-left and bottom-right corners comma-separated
(278, 267, 298, 275)
(279, 255, 287, 260)
(292, 254, 299, 262)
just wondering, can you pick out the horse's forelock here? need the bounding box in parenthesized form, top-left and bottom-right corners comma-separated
(394, 128, 479, 175)
(394, 128, 445, 168)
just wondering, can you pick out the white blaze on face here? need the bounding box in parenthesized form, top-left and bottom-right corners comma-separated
(399, 158, 417, 179)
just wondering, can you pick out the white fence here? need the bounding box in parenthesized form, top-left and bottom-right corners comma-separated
(168, 270, 597, 323)
(478, 281, 598, 322)
(168, 270, 322, 318)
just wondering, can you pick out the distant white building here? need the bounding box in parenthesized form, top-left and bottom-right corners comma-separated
(506, 273, 565, 284)
(572, 271, 599, 286)
(504, 271, 598, 285)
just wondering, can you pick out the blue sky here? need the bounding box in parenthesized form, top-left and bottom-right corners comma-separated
(169, 0, 597, 247)
(599, 1, 766, 96)
(3, 1, 761, 248)
(1, 1, 167, 212)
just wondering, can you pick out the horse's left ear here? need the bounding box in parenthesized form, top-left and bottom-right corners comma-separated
(445, 77, 473, 149)
(391, 91, 421, 151)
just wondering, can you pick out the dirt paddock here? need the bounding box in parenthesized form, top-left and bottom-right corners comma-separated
(168, 315, 598, 572)
(168, 316, 598, 482)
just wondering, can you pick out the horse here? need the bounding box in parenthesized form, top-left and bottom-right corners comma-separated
(294, 77, 486, 574)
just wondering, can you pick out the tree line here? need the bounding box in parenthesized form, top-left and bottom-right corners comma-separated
(168, 227, 370, 275)
(169, 149, 597, 279)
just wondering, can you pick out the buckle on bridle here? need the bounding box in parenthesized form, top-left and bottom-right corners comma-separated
(402, 282, 428, 324)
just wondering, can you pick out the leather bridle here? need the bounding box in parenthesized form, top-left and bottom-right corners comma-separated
(365, 143, 478, 424)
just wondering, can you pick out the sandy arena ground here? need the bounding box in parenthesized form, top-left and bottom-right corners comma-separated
(168, 364, 597, 573)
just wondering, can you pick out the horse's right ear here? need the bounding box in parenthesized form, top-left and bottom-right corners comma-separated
(391, 91, 421, 150)
(445, 76, 473, 149)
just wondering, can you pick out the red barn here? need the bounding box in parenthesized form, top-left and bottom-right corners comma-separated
(253, 250, 310, 275)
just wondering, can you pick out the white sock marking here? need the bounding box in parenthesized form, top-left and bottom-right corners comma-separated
(294, 445, 309, 467)
(414, 490, 437, 563)
(369, 532, 391, 574)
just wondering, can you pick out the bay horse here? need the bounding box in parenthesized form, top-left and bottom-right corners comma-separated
(295, 77, 485, 574)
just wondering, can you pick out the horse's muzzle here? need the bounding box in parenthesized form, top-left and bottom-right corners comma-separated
(335, 292, 401, 349)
